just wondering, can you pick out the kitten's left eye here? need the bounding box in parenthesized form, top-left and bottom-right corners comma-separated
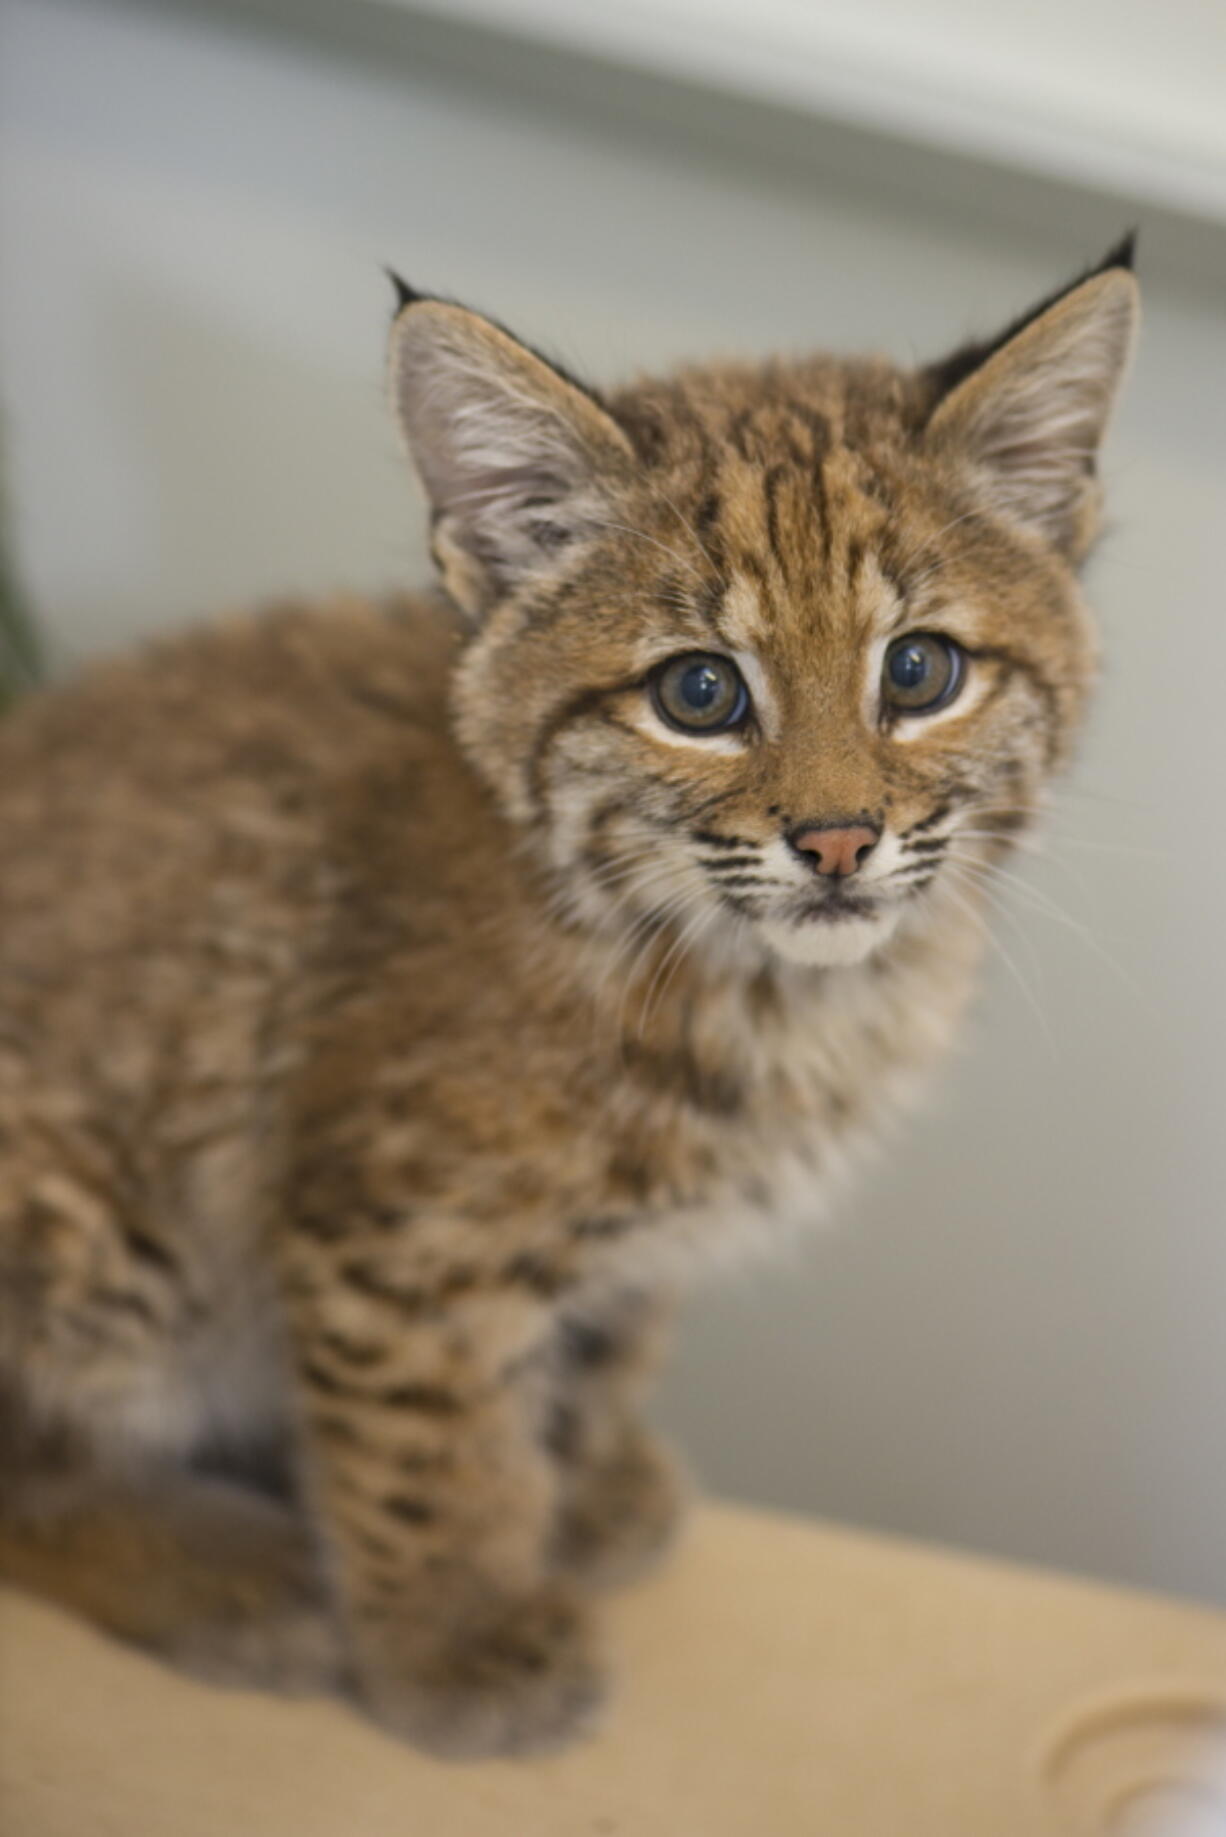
(882, 633, 965, 714)
(651, 653, 750, 734)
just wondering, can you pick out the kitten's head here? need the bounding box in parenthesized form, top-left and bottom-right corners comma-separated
(388, 246, 1138, 969)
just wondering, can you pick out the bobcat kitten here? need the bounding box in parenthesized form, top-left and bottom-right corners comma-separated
(0, 244, 1138, 1755)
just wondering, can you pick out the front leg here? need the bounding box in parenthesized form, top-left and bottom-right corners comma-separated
(547, 1289, 689, 1589)
(284, 1257, 604, 1758)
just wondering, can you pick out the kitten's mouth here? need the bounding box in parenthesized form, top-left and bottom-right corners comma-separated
(758, 888, 903, 967)
(797, 891, 877, 923)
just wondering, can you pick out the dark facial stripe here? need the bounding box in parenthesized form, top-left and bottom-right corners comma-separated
(691, 829, 755, 850)
(763, 464, 788, 574)
(813, 455, 835, 570)
(682, 785, 743, 823)
(526, 673, 645, 813)
(787, 401, 833, 466)
(694, 579, 732, 643)
(694, 489, 723, 550)
(844, 536, 867, 596)
(902, 802, 952, 837)
(726, 408, 757, 463)
(965, 645, 1063, 759)
(699, 853, 763, 872)
(981, 809, 1031, 836)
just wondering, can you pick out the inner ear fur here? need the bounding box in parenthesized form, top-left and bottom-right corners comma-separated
(388, 296, 634, 617)
(923, 255, 1140, 560)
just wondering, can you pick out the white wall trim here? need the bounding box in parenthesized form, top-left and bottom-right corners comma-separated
(371, 0, 1226, 225)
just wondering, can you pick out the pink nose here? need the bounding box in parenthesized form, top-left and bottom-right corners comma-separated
(789, 823, 880, 877)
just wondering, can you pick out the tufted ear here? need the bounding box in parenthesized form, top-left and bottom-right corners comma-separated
(388, 284, 634, 617)
(924, 239, 1140, 560)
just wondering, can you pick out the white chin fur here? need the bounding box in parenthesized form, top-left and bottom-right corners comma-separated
(758, 908, 902, 967)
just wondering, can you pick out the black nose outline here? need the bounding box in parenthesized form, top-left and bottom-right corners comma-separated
(786, 819, 882, 877)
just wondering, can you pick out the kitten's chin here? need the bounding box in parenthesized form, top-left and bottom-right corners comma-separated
(758, 907, 903, 968)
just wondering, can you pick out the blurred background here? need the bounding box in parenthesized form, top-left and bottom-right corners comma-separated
(1, 0, 1223, 1608)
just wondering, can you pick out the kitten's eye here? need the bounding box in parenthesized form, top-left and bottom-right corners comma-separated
(882, 633, 965, 714)
(651, 653, 750, 734)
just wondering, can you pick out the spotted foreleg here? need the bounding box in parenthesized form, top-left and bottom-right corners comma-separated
(546, 1287, 689, 1589)
(284, 1255, 606, 1758)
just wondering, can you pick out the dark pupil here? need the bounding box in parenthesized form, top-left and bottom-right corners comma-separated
(890, 644, 929, 689)
(680, 663, 722, 711)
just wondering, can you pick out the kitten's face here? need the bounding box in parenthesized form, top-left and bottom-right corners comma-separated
(391, 257, 1136, 969)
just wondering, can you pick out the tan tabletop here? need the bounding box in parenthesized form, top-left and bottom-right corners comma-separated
(2, 1501, 1224, 1835)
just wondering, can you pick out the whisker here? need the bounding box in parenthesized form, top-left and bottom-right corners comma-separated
(708, 874, 785, 893)
(942, 860, 1045, 984)
(940, 868, 1056, 1055)
(643, 481, 724, 583)
(585, 518, 708, 586)
(943, 850, 1155, 1015)
(892, 508, 987, 588)
(611, 895, 701, 1060)
(681, 786, 744, 823)
(637, 904, 720, 1038)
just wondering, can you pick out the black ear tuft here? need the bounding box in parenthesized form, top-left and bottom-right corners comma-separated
(926, 232, 1139, 406)
(384, 269, 426, 317)
(1096, 230, 1138, 275)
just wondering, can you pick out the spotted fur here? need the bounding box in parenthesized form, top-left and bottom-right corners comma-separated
(0, 245, 1138, 1755)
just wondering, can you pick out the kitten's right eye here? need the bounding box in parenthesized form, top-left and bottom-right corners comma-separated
(881, 633, 965, 714)
(650, 653, 750, 735)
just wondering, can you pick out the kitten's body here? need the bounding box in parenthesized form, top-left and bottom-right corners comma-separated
(0, 251, 1137, 1754)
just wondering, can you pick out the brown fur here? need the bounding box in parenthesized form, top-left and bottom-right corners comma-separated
(0, 250, 1137, 1754)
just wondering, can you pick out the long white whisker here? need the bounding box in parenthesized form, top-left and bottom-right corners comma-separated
(585, 518, 708, 586)
(611, 891, 704, 1060)
(643, 481, 724, 582)
(940, 868, 1056, 1054)
(893, 508, 987, 588)
(944, 850, 1155, 1016)
(638, 904, 720, 1038)
(941, 859, 1046, 985)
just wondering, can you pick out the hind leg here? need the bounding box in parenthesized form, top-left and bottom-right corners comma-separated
(0, 1400, 342, 1693)
(0, 1079, 341, 1693)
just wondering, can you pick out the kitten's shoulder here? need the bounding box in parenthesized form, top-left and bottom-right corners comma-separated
(0, 590, 464, 783)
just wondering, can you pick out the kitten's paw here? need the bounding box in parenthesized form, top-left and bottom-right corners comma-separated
(163, 1587, 344, 1696)
(358, 1585, 606, 1758)
(554, 1425, 689, 1590)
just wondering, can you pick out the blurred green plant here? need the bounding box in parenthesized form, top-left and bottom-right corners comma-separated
(0, 463, 43, 712)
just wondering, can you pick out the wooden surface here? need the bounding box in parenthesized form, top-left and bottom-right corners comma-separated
(3, 1502, 1225, 1835)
